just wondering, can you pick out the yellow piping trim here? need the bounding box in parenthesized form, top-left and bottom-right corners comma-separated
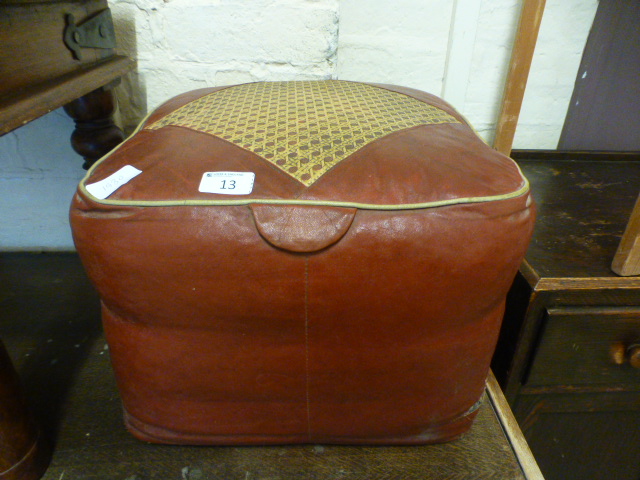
(78, 102, 531, 211)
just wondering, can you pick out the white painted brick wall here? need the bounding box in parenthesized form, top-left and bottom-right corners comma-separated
(112, 0, 340, 125)
(0, 0, 598, 249)
(336, 0, 453, 94)
(0, 110, 85, 249)
(463, 0, 522, 142)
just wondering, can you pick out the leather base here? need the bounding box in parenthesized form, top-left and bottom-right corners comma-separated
(123, 406, 480, 446)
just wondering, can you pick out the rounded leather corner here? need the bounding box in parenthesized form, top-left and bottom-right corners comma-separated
(251, 204, 356, 253)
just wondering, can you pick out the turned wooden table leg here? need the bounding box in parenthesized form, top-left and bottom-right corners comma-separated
(64, 86, 125, 170)
(0, 341, 49, 480)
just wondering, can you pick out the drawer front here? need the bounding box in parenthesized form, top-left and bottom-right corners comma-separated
(526, 307, 640, 387)
(513, 392, 640, 480)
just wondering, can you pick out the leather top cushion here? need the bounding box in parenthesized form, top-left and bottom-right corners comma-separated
(79, 80, 529, 210)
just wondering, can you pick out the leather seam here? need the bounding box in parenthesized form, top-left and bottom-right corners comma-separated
(77, 180, 531, 210)
(304, 256, 311, 441)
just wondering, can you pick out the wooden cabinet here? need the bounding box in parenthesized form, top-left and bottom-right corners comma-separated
(514, 393, 640, 480)
(492, 156, 640, 480)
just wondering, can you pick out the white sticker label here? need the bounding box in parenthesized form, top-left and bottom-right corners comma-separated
(85, 165, 142, 200)
(199, 172, 255, 195)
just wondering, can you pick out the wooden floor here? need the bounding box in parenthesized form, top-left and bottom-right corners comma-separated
(0, 252, 532, 479)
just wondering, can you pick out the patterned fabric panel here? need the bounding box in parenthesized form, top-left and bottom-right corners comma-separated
(146, 81, 460, 186)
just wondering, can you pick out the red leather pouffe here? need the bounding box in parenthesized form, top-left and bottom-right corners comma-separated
(70, 80, 535, 445)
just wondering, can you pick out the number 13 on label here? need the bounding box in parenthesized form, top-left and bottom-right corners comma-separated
(199, 172, 255, 195)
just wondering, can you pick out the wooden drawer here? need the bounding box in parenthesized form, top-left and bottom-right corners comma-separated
(526, 307, 640, 387)
(513, 392, 640, 480)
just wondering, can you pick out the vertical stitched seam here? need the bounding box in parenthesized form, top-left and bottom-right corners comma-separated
(304, 256, 311, 441)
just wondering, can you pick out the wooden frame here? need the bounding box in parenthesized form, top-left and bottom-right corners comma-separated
(493, 0, 546, 156)
(487, 371, 545, 480)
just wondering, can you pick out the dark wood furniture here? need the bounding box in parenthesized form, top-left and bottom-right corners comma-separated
(1, 2, 133, 477)
(0, 0, 134, 167)
(492, 156, 640, 480)
(0, 341, 50, 480)
(0, 253, 543, 480)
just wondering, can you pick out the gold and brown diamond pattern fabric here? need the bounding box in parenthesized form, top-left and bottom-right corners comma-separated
(146, 81, 459, 186)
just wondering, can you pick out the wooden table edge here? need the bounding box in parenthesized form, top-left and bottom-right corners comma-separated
(487, 370, 545, 480)
(0, 55, 135, 136)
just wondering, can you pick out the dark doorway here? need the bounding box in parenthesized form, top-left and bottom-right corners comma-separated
(558, 0, 640, 151)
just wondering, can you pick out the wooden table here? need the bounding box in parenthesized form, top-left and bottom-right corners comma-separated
(0, 253, 542, 480)
(0, 0, 135, 167)
(1, 4, 134, 477)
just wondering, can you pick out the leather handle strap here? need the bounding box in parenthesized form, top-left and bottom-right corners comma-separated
(251, 204, 356, 253)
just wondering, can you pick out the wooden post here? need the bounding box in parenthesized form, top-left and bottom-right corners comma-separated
(493, 0, 546, 156)
(612, 193, 640, 276)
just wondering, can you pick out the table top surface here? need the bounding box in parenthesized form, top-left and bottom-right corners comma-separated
(517, 158, 640, 284)
(0, 252, 539, 479)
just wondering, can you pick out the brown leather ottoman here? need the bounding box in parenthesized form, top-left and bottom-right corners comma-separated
(70, 80, 535, 445)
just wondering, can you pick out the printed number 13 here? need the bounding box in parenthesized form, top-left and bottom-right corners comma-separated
(221, 180, 236, 190)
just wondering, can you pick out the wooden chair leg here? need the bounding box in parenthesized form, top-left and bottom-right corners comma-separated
(612, 192, 640, 276)
(64, 86, 125, 170)
(493, 0, 546, 156)
(0, 341, 49, 480)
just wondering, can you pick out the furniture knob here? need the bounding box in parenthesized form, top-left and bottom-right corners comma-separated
(610, 342, 640, 368)
(629, 344, 640, 369)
